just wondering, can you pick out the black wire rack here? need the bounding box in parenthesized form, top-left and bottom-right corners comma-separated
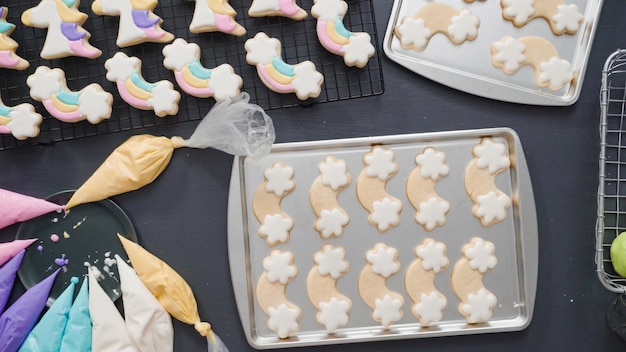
(0, 0, 384, 150)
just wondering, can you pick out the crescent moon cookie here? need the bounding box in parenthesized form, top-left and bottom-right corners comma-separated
(27, 66, 113, 124)
(394, 3, 480, 52)
(405, 239, 449, 325)
(306, 245, 352, 332)
(256, 250, 301, 338)
(501, 0, 584, 35)
(162, 38, 243, 101)
(450, 238, 497, 324)
(21, 0, 101, 59)
(105, 52, 180, 117)
(190, 0, 246, 36)
(252, 162, 296, 246)
(310, 156, 351, 239)
(311, 0, 375, 68)
(406, 147, 451, 231)
(490, 36, 574, 91)
(0, 7, 28, 70)
(356, 145, 402, 233)
(0, 96, 42, 140)
(91, 0, 174, 47)
(245, 32, 324, 100)
(249, 0, 307, 20)
(464, 137, 512, 227)
(358, 243, 404, 328)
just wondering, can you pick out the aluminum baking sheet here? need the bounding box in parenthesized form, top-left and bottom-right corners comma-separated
(383, 0, 603, 106)
(228, 128, 537, 349)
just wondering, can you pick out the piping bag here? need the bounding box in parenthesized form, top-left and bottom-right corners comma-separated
(65, 92, 274, 209)
(0, 249, 25, 314)
(118, 235, 228, 352)
(0, 238, 37, 267)
(0, 188, 65, 229)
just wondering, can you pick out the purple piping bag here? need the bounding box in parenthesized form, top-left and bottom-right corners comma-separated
(0, 249, 25, 314)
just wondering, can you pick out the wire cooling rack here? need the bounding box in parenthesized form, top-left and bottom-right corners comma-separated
(0, 0, 384, 150)
(596, 49, 626, 293)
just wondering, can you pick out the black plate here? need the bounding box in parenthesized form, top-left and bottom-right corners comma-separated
(16, 190, 136, 303)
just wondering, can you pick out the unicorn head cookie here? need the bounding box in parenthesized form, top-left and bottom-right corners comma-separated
(0, 7, 29, 70)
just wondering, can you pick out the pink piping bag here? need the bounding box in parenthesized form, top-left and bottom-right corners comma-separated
(0, 239, 37, 267)
(0, 249, 25, 314)
(0, 188, 64, 229)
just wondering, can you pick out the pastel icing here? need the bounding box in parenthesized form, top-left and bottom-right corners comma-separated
(264, 162, 295, 197)
(474, 139, 510, 174)
(0, 7, 28, 70)
(319, 155, 349, 190)
(372, 294, 403, 328)
(371, 197, 402, 232)
(267, 303, 300, 338)
(416, 240, 449, 273)
(263, 250, 297, 284)
(314, 245, 348, 279)
(464, 238, 497, 273)
(366, 244, 400, 278)
(249, 0, 307, 19)
(460, 288, 497, 323)
(318, 297, 350, 332)
(21, 0, 101, 59)
(415, 147, 449, 180)
(190, 0, 245, 35)
(364, 146, 397, 180)
(413, 291, 447, 324)
(315, 208, 349, 238)
(259, 213, 294, 245)
(0, 98, 42, 140)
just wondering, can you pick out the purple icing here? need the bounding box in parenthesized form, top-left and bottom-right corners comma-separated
(0, 249, 25, 314)
(60, 22, 87, 41)
(131, 9, 160, 29)
(0, 7, 4, 19)
(54, 254, 69, 267)
(37, 245, 43, 253)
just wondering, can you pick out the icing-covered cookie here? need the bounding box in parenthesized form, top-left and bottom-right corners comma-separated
(0, 7, 29, 70)
(21, 0, 101, 59)
(105, 52, 180, 117)
(27, 66, 113, 124)
(162, 38, 242, 101)
(501, 0, 584, 35)
(92, 0, 174, 47)
(311, 0, 375, 68)
(249, 0, 307, 20)
(310, 156, 351, 239)
(190, 0, 245, 36)
(0, 96, 42, 140)
(245, 32, 324, 100)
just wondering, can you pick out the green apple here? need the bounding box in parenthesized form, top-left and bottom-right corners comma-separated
(611, 232, 626, 277)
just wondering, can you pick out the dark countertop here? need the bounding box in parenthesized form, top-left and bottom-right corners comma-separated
(1, 1, 625, 350)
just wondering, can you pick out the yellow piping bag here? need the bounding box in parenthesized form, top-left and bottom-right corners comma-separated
(117, 235, 229, 352)
(66, 92, 274, 209)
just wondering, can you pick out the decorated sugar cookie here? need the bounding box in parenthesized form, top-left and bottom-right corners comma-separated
(306, 245, 352, 332)
(190, 0, 245, 36)
(464, 137, 512, 226)
(105, 52, 180, 117)
(356, 145, 402, 232)
(309, 156, 351, 239)
(358, 243, 404, 328)
(311, 0, 375, 68)
(21, 0, 101, 59)
(450, 238, 497, 323)
(501, 0, 584, 35)
(249, 0, 307, 20)
(245, 32, 324, 100)
(0, 7, 29, 70)
(27, 66, 113, 124)
(256, 250, 301, 338)
(163, 38, 243, 101)
(0, 96, 42, 140)
(394, 3, 479, 52)
(491, 35, 574, 91)
(92, 0, 174, 47)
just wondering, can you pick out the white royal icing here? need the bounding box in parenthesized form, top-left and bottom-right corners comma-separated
(371, 197, 402, 232)
(447, 9, 479, 43)
(318, 297, 350, 332)
(461, 288, 497, 323)
(263, 250, 297, 284)
(314, 245, 348, 279)
(162, 38, 198, 72)
(464, 238, 497, 273)
(260, 213, 293, 245)
(474, 139, 510, 174)
(373, 294, 403, 328)
(105, 52, 141, 82)
(492, 37, 526, 72)
(366, 245, 399, 278)
(190, 0, 215, 30)
(208, 64, 243, 101)
(417, 197, 450, 231)
(264, 163, 295, 197)
(364, 146, 397, 181)
(77, 85, 112, 124)
(26, 0, 73, 58)
(413, 291, 447, 324)
(476, 191, 510, 225)
(552, 4, 583, 33)
(268, 303, 300, 338)
(311, 0, 347, 21)
(245, 32, 281, 65)
(315, 208, 349, 238)
(396, 17, 432, 50)
(27, 66, 62, 101)
(502, 0, 535, 25)
(291, 61, 324, 99)
(416, 240, 449, 273)
(343, 33, 375, 67)
(6, 105, 42, 140)
(538, 57, 573, 90)
(147, 81, 180, 117)
(416, 148, 449, 180)
(319, 156, 349, 190)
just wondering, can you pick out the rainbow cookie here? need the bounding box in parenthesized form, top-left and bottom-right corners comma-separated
(27, 66, 113, 124)
(92, 0, 174, 47)
(248, 0, 307, 20)
(0, 96, 42, 140)
(0, 7, 29, 70)
(245, 32, 324, 100)
(162, 38, 242, 101)
(311, 0, 375, 68)
(21, 0, 101, 59)
(501, 0, 584, 35)
(190, 0, 245, 35)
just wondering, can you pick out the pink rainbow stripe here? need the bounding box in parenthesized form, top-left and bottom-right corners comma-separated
(142, 26, 166, 40)
(214, 14, 237, 33)
(0, 51, 19, 68)
(0, 126, 11, 134)
(316, 20, 343, 54)
(278, 0, 299, 16)
(257, 64, 293, 93)
(116, 81, 152, 109)
(69, 40, 99, 58)
(174, 71, 213, 98)
(43, 100, 83, 122)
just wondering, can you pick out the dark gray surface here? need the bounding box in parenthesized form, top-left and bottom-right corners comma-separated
(1, 1, 625, 350)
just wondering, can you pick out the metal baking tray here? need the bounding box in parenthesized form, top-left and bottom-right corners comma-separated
(383, 0, 603, 106)
(228, 128, 538, 349)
